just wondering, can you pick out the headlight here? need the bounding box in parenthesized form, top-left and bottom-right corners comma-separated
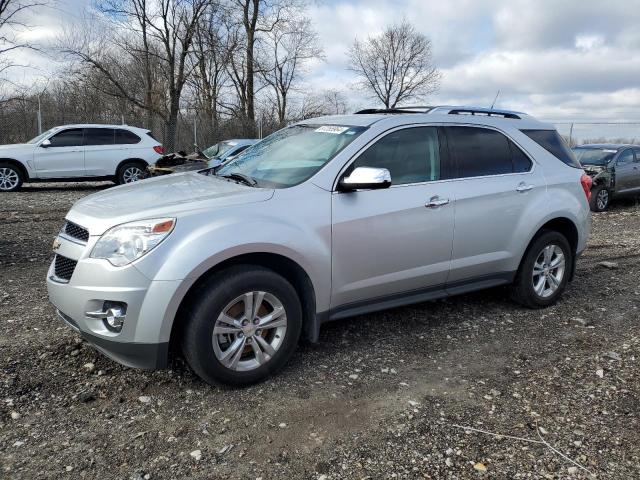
(90, 218, 175, 266)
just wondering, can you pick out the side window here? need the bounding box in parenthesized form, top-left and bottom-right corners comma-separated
(84, 128, 115, 146)
(115, 129, 141, 145)
(447, 126, 513, 178)
(634, 149, 640, 162)
(509, 140, 533, 173)
(48, 129, 84, 147)
(617, 149, 634, 164)
(520, 129, 581, 168)
(351, 127, 440, 185)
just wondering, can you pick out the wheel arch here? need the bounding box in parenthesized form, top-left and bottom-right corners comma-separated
(521, 216, 579, 280)
(0, 158, 29, 181)
(116, 158, 148, 175)
(168, 252, 318, 354)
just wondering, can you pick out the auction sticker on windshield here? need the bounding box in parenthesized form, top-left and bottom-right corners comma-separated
(315, 125, 349, 134)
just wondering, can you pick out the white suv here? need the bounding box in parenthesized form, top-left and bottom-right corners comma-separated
(0, 124, 164, 191)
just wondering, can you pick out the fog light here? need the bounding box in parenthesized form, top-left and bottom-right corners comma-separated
(86, 301, 127, 332)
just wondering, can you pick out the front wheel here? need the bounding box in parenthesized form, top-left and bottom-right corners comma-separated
(589, 185, 610, 212)
(0, 163, 24, 192)
(510, 230, 573, 308)
(181, 266, 302, 386)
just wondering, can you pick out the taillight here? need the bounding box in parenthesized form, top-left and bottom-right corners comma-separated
(153, 145, 164, 154)
(580, 173, 592, 201)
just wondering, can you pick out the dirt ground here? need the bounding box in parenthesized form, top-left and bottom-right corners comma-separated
(1, 182, 639, 480)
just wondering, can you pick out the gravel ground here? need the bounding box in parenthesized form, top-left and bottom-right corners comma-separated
(1, 182, 639, 479)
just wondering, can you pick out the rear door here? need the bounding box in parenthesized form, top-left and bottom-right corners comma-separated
(443, 125, 545, 285)
(83, 128, 115, 176)
(331, 126, 455, 309)
(33, 128, 85, 178)
(613, 148, 639, 193)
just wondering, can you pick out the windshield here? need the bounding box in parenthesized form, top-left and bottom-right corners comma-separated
(27, 127, 61, 144)
(203, 141, 235, 159)
(573, 148, 617, 166)
(217, 124, 367, 188)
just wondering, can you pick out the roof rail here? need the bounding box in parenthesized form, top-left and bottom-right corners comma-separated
(354, 105, 526, 119)
(354, 107, 433, 114)
(430, 106, 524, 119)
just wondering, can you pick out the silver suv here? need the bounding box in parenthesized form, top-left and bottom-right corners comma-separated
(47, 106, 592, 386)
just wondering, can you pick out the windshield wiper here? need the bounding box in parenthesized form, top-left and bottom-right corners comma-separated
(219, 172, 257, 187)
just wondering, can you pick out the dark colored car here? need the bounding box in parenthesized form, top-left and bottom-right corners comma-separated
(148, 139, 258, 177)
(573, 144, 640, 211)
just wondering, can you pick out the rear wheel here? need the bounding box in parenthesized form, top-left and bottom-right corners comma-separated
(0, 162, 23, 192)
(117, 161, 146, 185)
(589, 185, 610, 212)
(510, 230, 573, 308)
(180, 266, 302, 386)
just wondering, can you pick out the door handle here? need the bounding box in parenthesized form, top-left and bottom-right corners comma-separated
(516, 183, 534, 192)
(425, 196, 449, 208)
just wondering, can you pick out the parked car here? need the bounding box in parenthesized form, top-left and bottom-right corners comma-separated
(147, 139, 257, 176)
(0, 124, 164, 191)
(573, 144, 640, 211)
(47, 106, 591, 386)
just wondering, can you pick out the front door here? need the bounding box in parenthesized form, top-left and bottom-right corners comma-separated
(34, 128, 85, 178)
(614, 149, 640, 193)
(331, 126, 455, 309)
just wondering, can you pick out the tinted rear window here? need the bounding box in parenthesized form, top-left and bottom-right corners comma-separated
(115, 129, 141, 144)
(84, 128, 115, 146)
(521, 129, 580, 168)
(447, 126, 531, 178)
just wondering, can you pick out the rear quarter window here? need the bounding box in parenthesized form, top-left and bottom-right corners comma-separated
(115, 129, 142, 145)
(521, 129, 581, 168)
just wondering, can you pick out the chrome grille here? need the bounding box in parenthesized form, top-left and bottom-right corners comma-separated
(54, 255, 77, 281)
(63, 221, 89, 242)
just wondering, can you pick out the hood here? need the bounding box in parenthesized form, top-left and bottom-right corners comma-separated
(66, 172, 274, 235)
(0, 143, 31, 150)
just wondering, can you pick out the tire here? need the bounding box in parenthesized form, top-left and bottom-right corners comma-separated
(589, 185, 610, 212)
(116, 161, 146, 185)
(510, 230, 573, 308)
(0, 162, 24, 192)
(180, 265, 302, 386)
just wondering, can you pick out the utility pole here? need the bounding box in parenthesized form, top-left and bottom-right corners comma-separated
(37, 96, 42, 134)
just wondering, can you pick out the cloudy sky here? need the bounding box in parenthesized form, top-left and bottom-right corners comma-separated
(6, 0, 640, 139)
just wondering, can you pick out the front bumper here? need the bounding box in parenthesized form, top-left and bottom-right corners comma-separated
(46, 236, 182, 370)
(56, 310, 169, 369)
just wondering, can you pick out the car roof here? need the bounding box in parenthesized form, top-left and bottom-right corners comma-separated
(52, 124, 150, 132)
(223, 139, 258, 144)
(297, 106, 552, 130)
(575, 144, 636, 150)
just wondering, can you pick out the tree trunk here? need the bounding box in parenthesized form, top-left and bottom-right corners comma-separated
(165, 93, 180, 152)
(245, 28, 256, 137)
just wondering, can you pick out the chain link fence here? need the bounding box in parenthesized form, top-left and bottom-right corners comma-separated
(1, 101, 638, 150)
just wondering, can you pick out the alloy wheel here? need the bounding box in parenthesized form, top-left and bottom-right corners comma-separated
(122, 166, 144, 183)
(0, 167, 19, 191)
(532, 244, 566, 298)
(597, 189, 609, 210)
(212, 291, 288, 371)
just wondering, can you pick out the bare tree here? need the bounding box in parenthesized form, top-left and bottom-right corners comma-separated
(260, 17, 322, 126)
(347, 20, 440, 108)
(63, 0, 212, 151)
(229, 0, 301, 136)
(189, 8, 231, 138)
(0, 0, 46, 98)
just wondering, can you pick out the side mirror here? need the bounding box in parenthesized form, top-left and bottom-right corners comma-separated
(207, 158, 223, 169)
(40, 139, 51, 148)
(338, 166, 391, 191)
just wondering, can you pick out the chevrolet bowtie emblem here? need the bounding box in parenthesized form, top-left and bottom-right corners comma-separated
(52, 238, 61, 251)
